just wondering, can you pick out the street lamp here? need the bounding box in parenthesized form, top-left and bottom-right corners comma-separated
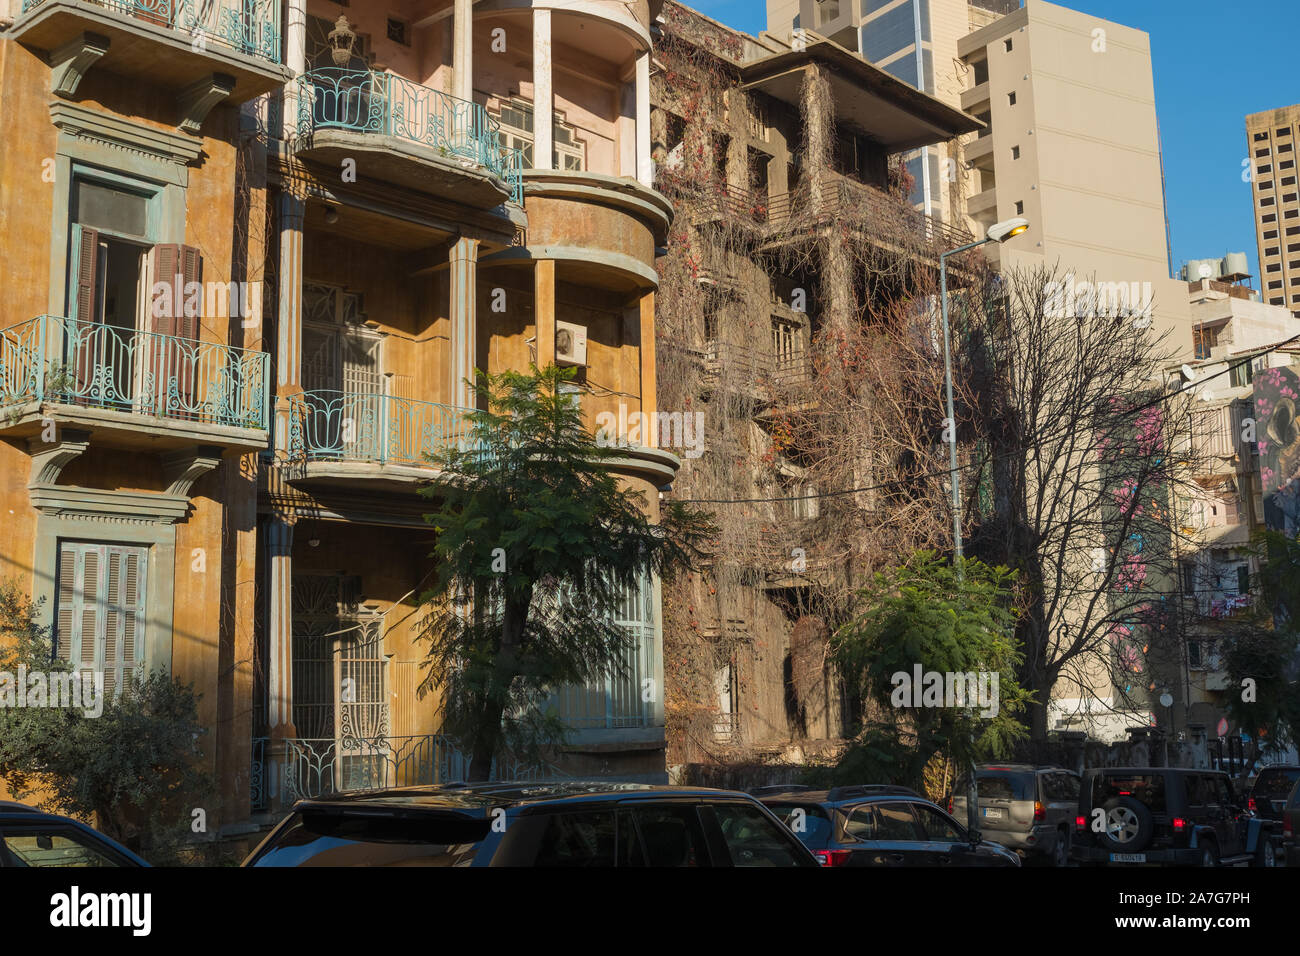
(939, 216, 1028, 840)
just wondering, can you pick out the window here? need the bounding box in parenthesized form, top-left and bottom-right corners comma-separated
(1230, 358, 1254, 388)
(0, 829, 130, 867)
(1280, 127, 1293, 137)
(1266, 247, 1280, 256)
(1264, 213, 1278, 222)
(1182, 561, 1196, 595)
(1283, 177, 1297, 186)
(1015, 200, 1024, 215)
(1282, 160, 1296, 170)
(843, 806, 878, 841)
(532, 812, 618, 867)
(1257, 148, 1271, 158)
(1281, 143, 1295, 153)
(386, 17, 409, 45)
(709, 803, 807, 866)
(1254, 131, 1270, 141)
(972, 58, 988, 85)
(622, 806, 710, 867)
(1007, 91, 1017, 106)
(493, 98, 585, 171)
(1236, 565, 1250, 594)
(768, 804, 832, 849)
(1286, 194, 1299, 203)
(55, 541, 148, 699)
(1261, 196, 1276, 206)
(1011, 145, 1020, 160)
(1188, 640, 1202, 667)
(1003, 37, 1013, 52)
(913, 804, 963, 842)
(874, 803, 922, 841)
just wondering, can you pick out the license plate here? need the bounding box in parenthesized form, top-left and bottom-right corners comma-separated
(1110, 853, 1146, 863)
(982, 808, 1004, 819)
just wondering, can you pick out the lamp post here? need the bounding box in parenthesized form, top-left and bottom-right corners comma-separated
(939, 216, 1028, 838)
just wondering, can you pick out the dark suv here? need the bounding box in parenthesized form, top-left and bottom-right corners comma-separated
(756, 785, 1020, 867)
(1248, 765, 1300, 824)
(949, 764, 1080, 866)
(0, 802, 148, 867)
(1072, 767, 1280, 867)
(244, 782, 818, 867)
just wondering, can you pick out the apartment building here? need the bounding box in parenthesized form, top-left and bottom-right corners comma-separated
(1246, 104, 1300, 318)
(0, 0, 674, 836)
(652, 2, 979, 768)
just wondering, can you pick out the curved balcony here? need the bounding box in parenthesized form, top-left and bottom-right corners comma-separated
(292, 69, 523, 208)
(11, 0, 286, 104)
(0, 314, 269, 451)
(286, 389, 477, 490)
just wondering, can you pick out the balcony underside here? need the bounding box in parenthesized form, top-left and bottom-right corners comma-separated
(0, 400, 268, 453)
(284, 457, 452, 494)
(290, 130, 510, 209)
(11, 1, 288, 102)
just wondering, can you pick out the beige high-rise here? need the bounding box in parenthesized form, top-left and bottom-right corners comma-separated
(1246, 105, 1300, 318)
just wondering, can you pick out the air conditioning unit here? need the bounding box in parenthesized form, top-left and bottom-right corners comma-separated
(555, 321, 588, 367)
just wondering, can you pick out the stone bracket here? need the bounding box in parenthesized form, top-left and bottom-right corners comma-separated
(163, 445, 225, 497)
(49, 31, 110, 98)
(177, 72, 236, 135)
(27, 428, 91, 486)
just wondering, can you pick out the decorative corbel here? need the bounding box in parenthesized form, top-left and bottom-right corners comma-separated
(163, 445, 225, 497)
(27, 429, 91, 486)
(177, 72, 236, 135)
(49, 32, 110, 98)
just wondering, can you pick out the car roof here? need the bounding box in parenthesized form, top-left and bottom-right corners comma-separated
(291, 781, 753, 815)
(758, 785, 924, 806)
(1085, 767, 1221, 775)
(975, 763, 1062, 772)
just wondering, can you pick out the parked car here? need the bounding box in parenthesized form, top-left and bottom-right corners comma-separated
(757, 785, 1020, 867)
(948, 764, 1080, 866)
(244, 782, 819, 867)
(1248, 765, 1300, 824)
(0, 802, 149, 867)
(1282, 778, 1300, 868)
(1071, 767, 1280, 867)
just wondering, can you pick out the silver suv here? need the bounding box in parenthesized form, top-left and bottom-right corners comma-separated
(949, 764, 1080, 866)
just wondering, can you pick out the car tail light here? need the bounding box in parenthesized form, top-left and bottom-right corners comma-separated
(1172, 817, 1187, 832)
(1034, 802, 1046, 822)
(948, 798, 954, 813)
(1075, 815, 1086, 830)
(815, 849, 852, 867)
(1248, 797, 1257, 812)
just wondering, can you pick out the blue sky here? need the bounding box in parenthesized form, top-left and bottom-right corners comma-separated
(688, 0, 1300, 284)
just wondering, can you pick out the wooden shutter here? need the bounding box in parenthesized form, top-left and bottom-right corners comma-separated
(149, 244, 201, 414)
(55, 547, 77, 663)
(54, 542, 149, 701)
(70, 225, 100, 400)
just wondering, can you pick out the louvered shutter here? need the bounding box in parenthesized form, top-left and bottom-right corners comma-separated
(53, 542, 148, 702)
(149, 244, 201, 415)
(55, 546, 77, 663)
(70, 225, 100, 400)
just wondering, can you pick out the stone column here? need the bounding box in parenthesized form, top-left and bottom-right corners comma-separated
(265, 515, 296, 811)
(635, 49, 652, 186)
(449, 237, 481, 409)
(533, 8, 553, 171)
(275, 192, 305, 455)
(535, 259, 556, 367)
(639, 290, 656, 444)
(282, 0, 306, 140)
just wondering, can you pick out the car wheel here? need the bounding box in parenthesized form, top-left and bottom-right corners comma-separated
(1096, 796, 1155, 853)
(1200, 843, 1219, 868)
(1053, 829, 1069, 867)
(1253, 840, 1276, 868)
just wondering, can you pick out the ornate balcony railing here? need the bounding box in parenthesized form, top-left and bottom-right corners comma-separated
(288, 390, 477, 468)
(295, 68, 523, 204)
(21, 0, 282, 63)
(0, 315, 270, 431)
(257, 734, 567, 803)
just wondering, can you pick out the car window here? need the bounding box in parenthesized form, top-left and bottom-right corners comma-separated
(1093, 774, 1166, 812)
(246, 810, 489, 867)
(875, 803, 923, 841)
(1212, 776, 1235, 807)
(765, 803, 833, 849)
(1255, 769, 1300, 798)
(532, 811, 618, 867)
(843, 806, 877, 841)
(1, 828, 128, 867)
(1060, 773, 1081, 800)
(912, 804, 964, 843)
(710, 803, 808, 867)
(622, 806, 709, 867)
(968, 772, 1034, 800)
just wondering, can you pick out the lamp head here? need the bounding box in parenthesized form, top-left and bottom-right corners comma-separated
(987, 217, 1030, 243)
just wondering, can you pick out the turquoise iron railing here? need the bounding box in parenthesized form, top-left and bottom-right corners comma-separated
(21, 0, 282, 63)
(295, 68, 524, 204)
(0, 315, 270, 430)
(288, 389, 476, 467)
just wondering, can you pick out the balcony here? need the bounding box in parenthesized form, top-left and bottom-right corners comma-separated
(0, 315, 269, 451)
(292, 69, 523, 208)
(286, 390, 477, 490)
(10, 0, 286, 105)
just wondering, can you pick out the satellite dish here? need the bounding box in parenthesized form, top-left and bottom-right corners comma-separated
(1180, 364, 1197, 382)
(1197, 263, 1214, 279)
(1159, 693, 1174, 708)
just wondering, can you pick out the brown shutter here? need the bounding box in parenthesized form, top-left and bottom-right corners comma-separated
(71, 225, 101, 401)
(150, 244, 180, 336)
(178, 245, 202, 341)
(149, 244, 204, 414)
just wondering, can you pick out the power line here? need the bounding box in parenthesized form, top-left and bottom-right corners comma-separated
(668, 332, 1300, 505)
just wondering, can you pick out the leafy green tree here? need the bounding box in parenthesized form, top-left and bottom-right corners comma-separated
(0, 580, 210, 861)
(831, 551, 1032, 787)
(419, 365, 712, 780)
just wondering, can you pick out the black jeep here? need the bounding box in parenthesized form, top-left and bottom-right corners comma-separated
(1071, 767, 1280, 867)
